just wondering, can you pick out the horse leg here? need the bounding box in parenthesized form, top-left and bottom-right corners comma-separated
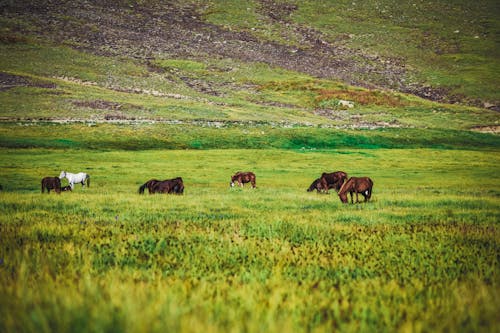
(356, 192, 360, 203)
(349, 191, 353, 204)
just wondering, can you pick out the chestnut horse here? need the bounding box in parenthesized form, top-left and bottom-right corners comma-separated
(41, 176, 61, 194)
(338, 177, 373, 204)
(230, 172, 256, 188)
(138, 179, 160, 194)
(151, 177, 184, 194)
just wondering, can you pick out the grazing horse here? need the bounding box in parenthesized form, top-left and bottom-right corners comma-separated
(320, 171, 348, 193)
(59, 171, 90, 190)
(230, 172, 256, 188)
(307, 178, 325, 192)
(151, 177, 184, 194)
(338, 177, 373, 204)
(41, 177, 61, 194)
(307, 171, 348, 193)
(138, 179, 160, 194)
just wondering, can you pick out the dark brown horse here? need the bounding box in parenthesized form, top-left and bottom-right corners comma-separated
(320, 171, 348, 193)
(307, 178, 325, 192)
(138, 179, 160, 194)
(307, 171, 348, 193)
(151, 177, 184, 194)
(338, 177, 373, 204)
(230, 172, 256, 188)
(41, 177, 61, 194)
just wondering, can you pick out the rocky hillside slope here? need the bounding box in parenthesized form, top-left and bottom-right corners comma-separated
(1, 0, 498, 109)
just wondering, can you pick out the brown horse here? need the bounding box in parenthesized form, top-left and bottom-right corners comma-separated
(138, 179, 160, 194)
(230, 172, 256, 188)
(338, 177, 373, 204)
(307, 178, 325, 192)
(151, 177, 184, 194)
(308, 171, 348, 193)
(41, 177, 61, 194)
(320, 171, 348, 193)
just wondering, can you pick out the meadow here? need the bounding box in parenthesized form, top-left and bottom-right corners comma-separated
(1, 148, 499, 332)
(1, 1, 499, 331)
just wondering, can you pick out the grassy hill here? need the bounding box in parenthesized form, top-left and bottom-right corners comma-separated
(0, 0, 499, 150)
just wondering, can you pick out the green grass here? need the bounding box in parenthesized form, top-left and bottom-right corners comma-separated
(0, 148, 499, 332)
(0, 123, 499, 151)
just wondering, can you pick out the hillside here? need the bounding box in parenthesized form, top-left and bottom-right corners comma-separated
(0, 0, 499, 148)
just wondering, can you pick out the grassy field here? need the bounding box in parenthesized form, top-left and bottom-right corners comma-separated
(1, 148, 499, 332)
(1, 1, 499, 331)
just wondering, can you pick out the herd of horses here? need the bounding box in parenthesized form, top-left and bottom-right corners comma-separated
(41, 170, 373, 204)
(307, 171, 373, 204)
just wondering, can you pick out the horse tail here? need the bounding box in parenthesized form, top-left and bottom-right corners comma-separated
(138, 183, 147, 194)
(86, 175, 90, 187)
(41, 180, 44, 193)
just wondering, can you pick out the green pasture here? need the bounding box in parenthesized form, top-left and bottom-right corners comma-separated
(1, 148, 499, 332)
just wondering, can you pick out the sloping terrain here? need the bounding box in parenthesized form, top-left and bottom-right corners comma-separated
(0, 0, 498, 147)
(2, 0, 498, 105)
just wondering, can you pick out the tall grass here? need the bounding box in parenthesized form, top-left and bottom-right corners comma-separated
(1, 148, 499, 332)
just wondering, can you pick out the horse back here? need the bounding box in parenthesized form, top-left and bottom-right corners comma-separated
(351, 177, 373, 192)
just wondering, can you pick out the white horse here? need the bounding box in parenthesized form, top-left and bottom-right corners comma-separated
(59, 171, 90, 190)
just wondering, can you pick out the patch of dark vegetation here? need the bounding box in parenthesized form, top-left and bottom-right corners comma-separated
(71, 99, 143, 112)
(0, 72, 57, 91)
(104, 113, 136, 121)
(258, 0, 298, 22)
(72, 99, 122, 110)
(0, 31, 28, 44)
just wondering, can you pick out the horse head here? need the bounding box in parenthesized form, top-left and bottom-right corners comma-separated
(307, 179, 320, 192)
(230, 174, 238, 187)
(59, 171, 66, 179)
